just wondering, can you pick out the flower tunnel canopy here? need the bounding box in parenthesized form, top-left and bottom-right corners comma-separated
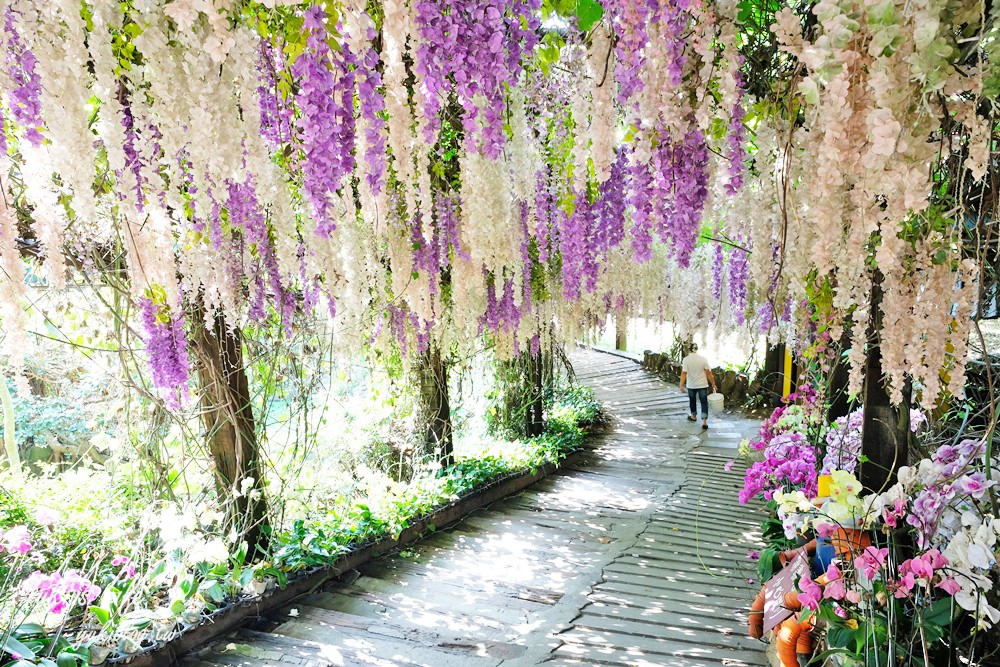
(0, 0, 992, 412)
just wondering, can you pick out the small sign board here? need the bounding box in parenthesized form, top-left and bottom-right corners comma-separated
(763, 551, 810, 633)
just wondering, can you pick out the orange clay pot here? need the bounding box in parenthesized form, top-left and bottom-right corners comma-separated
(830, 527, 871, 561)
(779, 539, 816, 567)
(776, 589, 817, 667)
(775, 614, 815, 666)
(748, 587, 766, 639)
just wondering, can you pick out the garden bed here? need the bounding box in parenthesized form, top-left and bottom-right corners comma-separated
(108, 439, 595, 666)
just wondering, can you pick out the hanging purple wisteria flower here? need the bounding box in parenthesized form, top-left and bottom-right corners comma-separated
(4, 6, 44, 146)
(257, 39, 294, 150)
(414, 0, 541, 158)
(120, 97, 147, 211)
(644, 127, 709, 267)
(629, 158, 654, 263)
(227, 178, 295, 332)
(560, 190, 592, 300)
(435, 192, 466, 268)
(725, 69, 748, 196)
(593, 148, 629, 255)
(728, 238, 750, 325)
(292, 7, 358, 237)
(655, 0, 689, 87)
(138, 297, 190, 410)
(605, 0, 650, 108)
(712, 242, 725, 300)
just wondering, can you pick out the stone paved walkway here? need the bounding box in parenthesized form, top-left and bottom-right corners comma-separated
(181, 349, 766, 667)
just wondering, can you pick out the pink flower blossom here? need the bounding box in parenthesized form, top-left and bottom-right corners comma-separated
(898, 549, 948, 592)
(883, 498, 907, 528)
(901, 556, 933, 581)
(20, 570, 101, 615)
(815, 522, 837, 538)
(740, 431, 818, 504)
(955, 472, 994, 500)
(822, 408, 863, 474)
(798, 575, 823, 610)
(937, 578, 961, 595)
(893, 571, 916, 598)
(823, 563, 847, 601)
(113, 555, 137, 579)
(35, 508, 59, 525)
(4, 525, 32, 555)
(857, 546, 889, 581)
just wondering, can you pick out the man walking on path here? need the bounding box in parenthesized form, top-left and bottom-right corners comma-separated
(679, 343, 717, 430)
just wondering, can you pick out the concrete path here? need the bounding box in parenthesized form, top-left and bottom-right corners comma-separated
(181, 349, 766, 667)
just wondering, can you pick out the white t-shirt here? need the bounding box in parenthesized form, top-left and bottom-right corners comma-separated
(682, 353, 711, 389)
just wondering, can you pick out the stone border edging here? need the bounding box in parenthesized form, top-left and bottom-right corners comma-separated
(110, 447, 590, 666)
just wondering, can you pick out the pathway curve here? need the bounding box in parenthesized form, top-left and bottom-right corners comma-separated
(181, 350, 766, 667)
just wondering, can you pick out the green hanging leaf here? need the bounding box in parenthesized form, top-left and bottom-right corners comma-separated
(574, 0, 604, 31)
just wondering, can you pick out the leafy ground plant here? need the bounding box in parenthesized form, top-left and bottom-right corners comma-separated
(0, 385, 602, 664)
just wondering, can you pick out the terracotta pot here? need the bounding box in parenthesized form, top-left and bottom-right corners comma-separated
(748, 586, 765, 639)
(774, 612, 815, 667)
(779, 539, 816, 568)
(830, 527, 871, 560)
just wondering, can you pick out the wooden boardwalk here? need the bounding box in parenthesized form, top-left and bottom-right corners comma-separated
(181, 349, 766, 667)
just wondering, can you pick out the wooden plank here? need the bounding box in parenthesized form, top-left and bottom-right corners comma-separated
(552, 642, 757, 667)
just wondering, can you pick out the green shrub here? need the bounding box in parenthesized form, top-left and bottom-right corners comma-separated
(266, 383, 603, 573)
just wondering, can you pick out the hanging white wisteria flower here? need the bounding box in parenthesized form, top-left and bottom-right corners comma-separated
(0, 0, 987, 416)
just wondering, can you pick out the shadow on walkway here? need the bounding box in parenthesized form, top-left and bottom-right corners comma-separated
(181, 350, 766, 667)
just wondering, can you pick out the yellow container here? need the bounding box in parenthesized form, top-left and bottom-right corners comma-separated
(817, 474, 833, 499)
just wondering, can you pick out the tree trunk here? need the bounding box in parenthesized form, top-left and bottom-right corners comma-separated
(826, 330, 854, 423)
(614, 314, 627, 351)
(859, 272, 911, 494)
(191, 310, 269, 557)
(418, 345, 453, 466)
(526, 351, 545, 437)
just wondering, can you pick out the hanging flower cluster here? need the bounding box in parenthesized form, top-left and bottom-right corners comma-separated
(138, 296, 190, 409)
(764, 0, 986, 408)
(0, 0, 989, 414)
(2, 6, 43, 146)
(292, 6, 357, 237)
(414, 0, 541, 158)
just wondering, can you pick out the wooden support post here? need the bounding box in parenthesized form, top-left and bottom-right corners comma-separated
(614, 314, 627, 351)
